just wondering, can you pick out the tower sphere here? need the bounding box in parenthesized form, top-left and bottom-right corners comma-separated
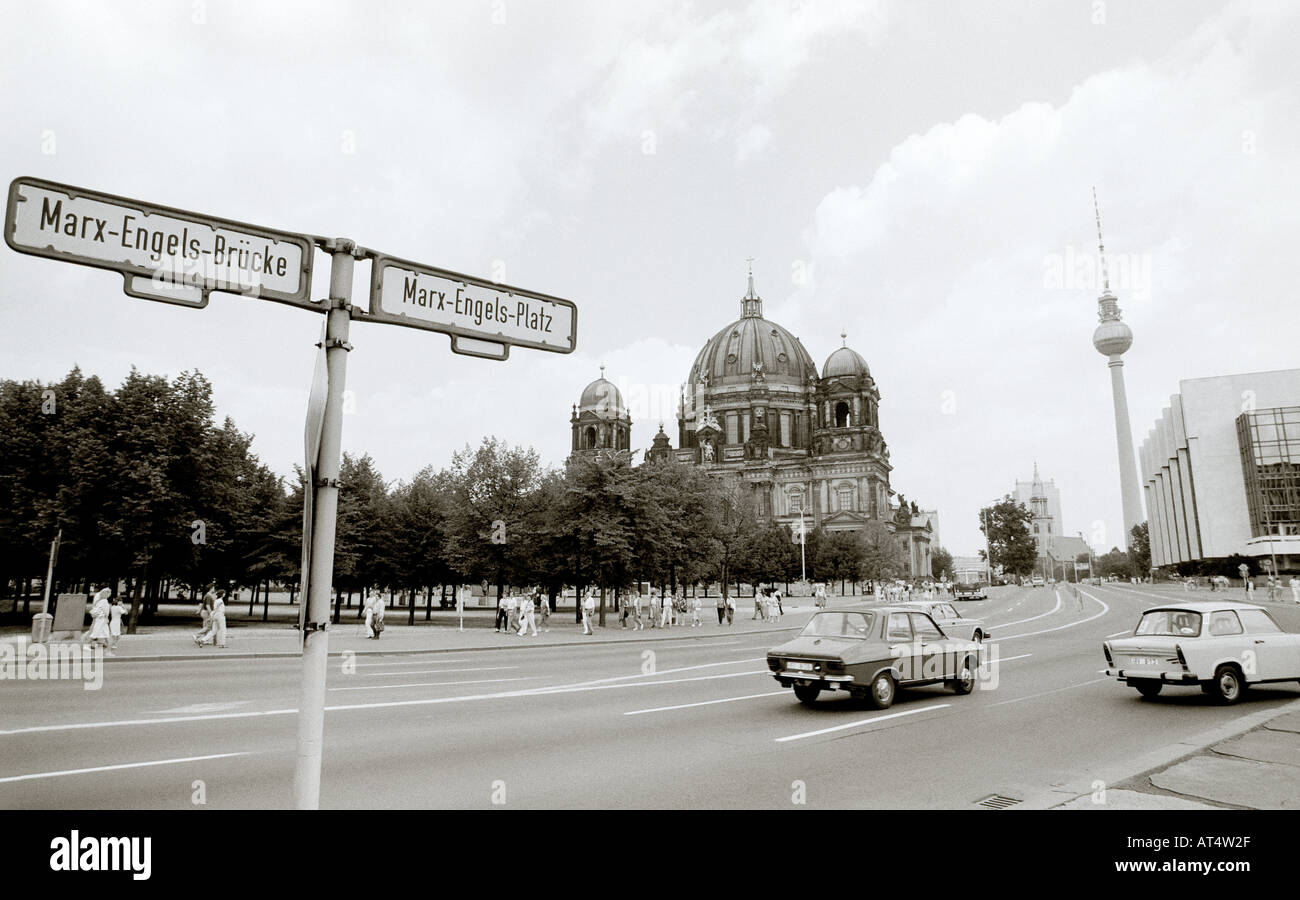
(1092, 316, 1133, 356)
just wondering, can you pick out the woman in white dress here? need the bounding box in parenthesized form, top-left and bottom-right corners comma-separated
(211, 590, 228, 648)
(86, 588, 111, 649)
(108, 597, 124, 654)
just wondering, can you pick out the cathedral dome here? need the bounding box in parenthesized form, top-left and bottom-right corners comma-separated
(687, 270, 817, 388)
(822, 345, 870, 379)
(688, 316, 816, 387)
(577, 376, 625, 418)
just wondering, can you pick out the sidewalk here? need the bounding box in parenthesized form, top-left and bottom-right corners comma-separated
(1049, 698, 1300, 810)
(0, 602, 821, 662)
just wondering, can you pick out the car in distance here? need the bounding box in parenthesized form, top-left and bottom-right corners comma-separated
(1103, 601, 1300, 704)
(767, 606, 982, 709)
(953, 579, 987, 601)
(1030, 575, 1045, 587)
(897, 600, 989, 644)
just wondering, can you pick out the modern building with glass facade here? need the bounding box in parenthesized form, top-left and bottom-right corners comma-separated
(1139, 369, 1300, 574)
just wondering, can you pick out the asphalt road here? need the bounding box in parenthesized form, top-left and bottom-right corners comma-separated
(3, 583, 1297, 809)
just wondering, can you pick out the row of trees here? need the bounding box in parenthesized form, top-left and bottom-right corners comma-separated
(2, 367, 938, 630)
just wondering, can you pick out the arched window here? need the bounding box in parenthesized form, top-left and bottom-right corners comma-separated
(584, 426, 596, 449)
(835, 401, 850, 428)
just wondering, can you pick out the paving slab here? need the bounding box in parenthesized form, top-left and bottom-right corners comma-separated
(1056, 789, 1219, 810)
(1211, 730, 1300, 768)
(1264, 711, 1300, 734)
(1149, 755, 1300, 809)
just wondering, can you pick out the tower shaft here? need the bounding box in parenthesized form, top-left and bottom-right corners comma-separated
(1107, 355, 1144, 547)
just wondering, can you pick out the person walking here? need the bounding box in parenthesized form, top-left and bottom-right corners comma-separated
(194, 590, 215, 646)
(363, 593, 380, 639)
(753, 589, 765, 621)
(725, 593, 735, 626)
(519, 590, 538, 637)
(495, 596, 509, 633)
(660, 590, 672, 628)
(582, 589, 597, 635)
(86, 587, 111, 650)
(632, 591, 644, 631)
(537, 591, 551, 631)
(107, 596, 124, 655)
(774, 587, 784, 617)
(716, 592, 726, 625)
(691, 593, 701, 627)
(649, 590, 661, 629)
(814, 582, 827, 609)
(211, 589, 229, 648)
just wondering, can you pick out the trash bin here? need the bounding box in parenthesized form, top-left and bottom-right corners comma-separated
(31, 613, 52, 644)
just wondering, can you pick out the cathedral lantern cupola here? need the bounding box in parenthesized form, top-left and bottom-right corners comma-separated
(816, 332, 880, 434)
(570, 366, 632, 459)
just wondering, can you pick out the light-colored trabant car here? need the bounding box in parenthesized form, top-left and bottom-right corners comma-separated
(1103, 601, 1300, 704)
(767, 606, 982, 709)
(897, 600, 989, 643)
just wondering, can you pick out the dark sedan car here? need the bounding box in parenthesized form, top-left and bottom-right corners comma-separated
(767, 606, 983, 709)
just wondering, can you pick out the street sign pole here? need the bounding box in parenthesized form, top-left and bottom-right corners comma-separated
(294, 239, 356, 810)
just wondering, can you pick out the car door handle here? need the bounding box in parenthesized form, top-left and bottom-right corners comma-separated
(1254, 639, 1265, 644)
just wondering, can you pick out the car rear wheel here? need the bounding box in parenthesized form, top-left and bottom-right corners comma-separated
(1210, 665, 1245, 705)
(1133, 679, 1162, 699)
(950, 657, 977, 695)
(867, 671, 895, 709)
(793, 684, 821, 705)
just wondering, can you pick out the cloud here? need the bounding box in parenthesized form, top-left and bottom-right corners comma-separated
(783, 0, 1300, 553)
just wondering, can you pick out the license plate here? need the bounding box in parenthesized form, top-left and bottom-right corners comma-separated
(1130, 657, 1162, 667)
(787, 662, 813, 671)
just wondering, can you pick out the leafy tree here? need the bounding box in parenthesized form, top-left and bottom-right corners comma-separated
(857, 521, 905, 583)
(930, 545, 954, 581)
(1128, 521, 1151, 576)
(1095, 547, 1133, 579)
(979, 496, 1037, 577)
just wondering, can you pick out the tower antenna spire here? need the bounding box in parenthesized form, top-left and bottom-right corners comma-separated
(745, 256, 756, 298)
(1093, 186, 1110, 294)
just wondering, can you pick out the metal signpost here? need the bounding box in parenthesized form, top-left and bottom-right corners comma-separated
(4, 176, 578, 809)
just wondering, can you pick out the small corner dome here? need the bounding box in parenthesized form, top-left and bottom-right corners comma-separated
(822, 346, 870, 378)
(578, 377, 626, 418)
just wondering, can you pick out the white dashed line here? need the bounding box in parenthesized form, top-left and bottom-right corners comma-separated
(0, 752, 250, 784)
(774, 704, 951, 742)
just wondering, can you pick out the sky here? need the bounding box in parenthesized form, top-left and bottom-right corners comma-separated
(1, 0, 1296, 556)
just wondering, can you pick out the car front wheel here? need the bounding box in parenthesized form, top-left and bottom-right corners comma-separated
(867, 671, 895, 709)
(793, 684, 821, 705)
(1209, 666, 1245, 705)
(1133, 679, 1162, 699)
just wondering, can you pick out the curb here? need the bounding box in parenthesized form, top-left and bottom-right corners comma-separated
(38, 622, 805, 664)
(1017, 696, 1300, 810)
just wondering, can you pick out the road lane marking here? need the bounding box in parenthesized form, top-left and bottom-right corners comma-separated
(153, 701, 252, 714)
(988, 677, 1109, 707)
(0, 667, 772, 735)
(774, 704, 950, 743)
(624, 691, 788, 715)
(329, 677, 531, 692)
(987, 595, 1062, 630)
(998, 591, 1110, 640)
(0, 752, 250, 784)
(345, 666, 518, 677)
(1105, 630, 1132, 638)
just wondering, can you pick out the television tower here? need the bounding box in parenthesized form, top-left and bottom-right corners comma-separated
(1090, 189, 1144, 547)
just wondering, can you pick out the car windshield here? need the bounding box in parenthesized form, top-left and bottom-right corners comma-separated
(801, 611, 875, 638)
(1135, 610, 1202, 637)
